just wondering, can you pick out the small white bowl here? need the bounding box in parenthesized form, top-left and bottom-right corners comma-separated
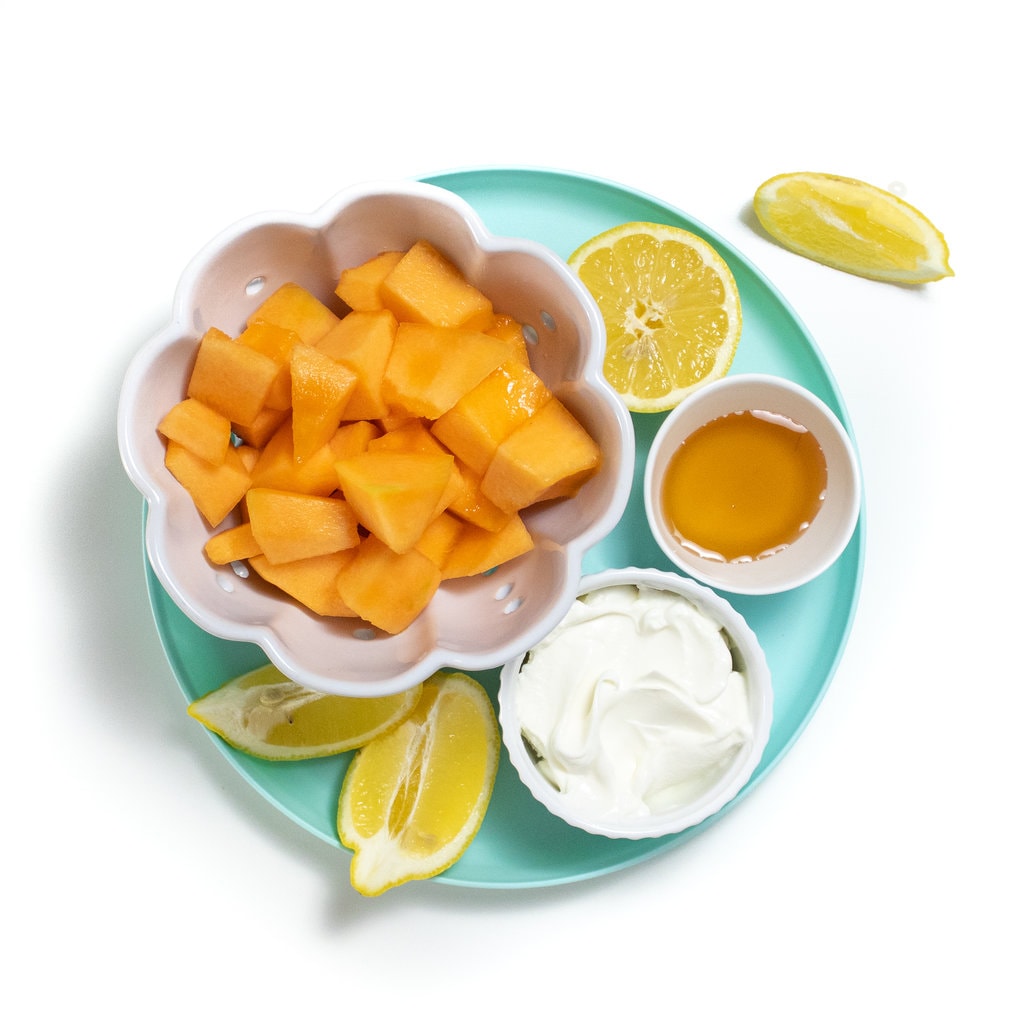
(498, 567, 773, 839)
(644, 373, 861, 595)
(117, 180, 634, 697)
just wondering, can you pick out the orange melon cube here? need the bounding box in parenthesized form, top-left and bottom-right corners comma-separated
(445, 461, 513, 532)
(367, 419, 462, 518)
(414, 511, 463, 568)
(231, 405, 288, 450)
(249, 550, 359, 618)
(380, 240, 493, 329)
(249, 419, 340, 496)
(164, 441, 251, 527)
(442, 513, 534, 579)
(237, 321, 301, 411)
(335, 250, 404, 311)
(486, 314, 532, 366)
(328, 419, 382, 461)
(289, 343, 358, 462)
(157, 398, 232, 466)
(203, 522, 262, 565)
(481, 398, 602, 513)
(315, 309, 397, 421)
(431, 360, 553, 475)
(335, 450, 455, 554)
(245, 488, 360, 565)
(186, 327, 278, 427)
(382, 323, 511, 419)
(335, 535, 441, 634)
(247, 282, 341, 346)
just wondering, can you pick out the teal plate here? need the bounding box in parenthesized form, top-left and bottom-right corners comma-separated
(143, 167, 865, 889)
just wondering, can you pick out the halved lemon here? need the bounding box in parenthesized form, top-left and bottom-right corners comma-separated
(187, 663, 421, 760)
(569, 221, 742, 413)
(753, 171, 953, 284)
(338, 670, 499, 896)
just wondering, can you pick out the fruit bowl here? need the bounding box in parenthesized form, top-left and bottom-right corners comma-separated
(117, 180, 634, 697)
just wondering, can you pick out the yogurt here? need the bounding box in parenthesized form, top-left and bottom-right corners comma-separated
(515, 583, 753, 823)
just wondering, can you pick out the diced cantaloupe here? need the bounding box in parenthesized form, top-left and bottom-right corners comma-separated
(157, 398, 232, 466)
(245, 488, 360, 565)
(431, 359, 553, 475)
(414, 511, 463, 568)
(164, 441, 252, 527)
(442, 513, 534, 579)
(315, 309, 396, 420)
(334, 450, 455, 554)
(380, 240, 493, 330)
(186, 327, 279, 427)
(486, 314, 532, 366)
(335, 535, 441, 634)
(249, 419, 340, 496)
(237, 321, 301, 411)
(231, 405, 288, 449)
(203, 522, 262, 565)
(481, 398, 602, 513)
(335, 250, 404, 311)
(444, 461, 513, 532)
(289, 343, 357, 462)
(328, 419, 382, 461)
(382, 323, 511, 419)
(247, 282, 341, 346)
(249, 550, 359, 618)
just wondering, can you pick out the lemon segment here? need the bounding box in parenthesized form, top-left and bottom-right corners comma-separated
(338, 670, 500, 896)
(187, 663, 421, 760)
(569, 221, 742, 413)
(753, 172, 953, 284)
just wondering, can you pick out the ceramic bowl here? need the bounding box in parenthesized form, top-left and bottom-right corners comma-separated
(498, 566, 772, 839)
(644, 373, 861, 595)
(117, 180, 634, 697)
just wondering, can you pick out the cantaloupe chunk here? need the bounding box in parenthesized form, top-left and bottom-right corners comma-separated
(245, 488, 360, 565)
(334, 450, 455, 554)
(237, 321, 300, 411)
(186, 327, 279, 427)
(445, 460, 513, 532)
(247, 282, 340, 345)
(231, 405, 289, 449)
(164, 441, 252, 527)
(481, 398, 602, 513)
(203, 521, 262, 565)
(315, 309, 396, 420)
(486, 314, 532, 366)
(431, 359, 553, 475)
(335, 535, 441, 634)
(328, 419, 382, 461)
(442, 513, 534, 580)
(249, 550, 359, 618)
(382, 323, 511, 419)
(249, 419, 340, 496)
(289, 343, 357, 462)
(335, 250, 404, 311)
(414, 511, 463, 568)
(380, 240, 493, 329)
(157, 398, 232, 466)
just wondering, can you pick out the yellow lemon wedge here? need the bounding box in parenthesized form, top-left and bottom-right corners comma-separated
(338, 670, 499, 896)
(753, 171, 953, 284)
(187, 663, 421, 760)
(569, 221, 742, 413)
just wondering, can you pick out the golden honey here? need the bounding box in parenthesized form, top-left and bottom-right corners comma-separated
(661, 409, 827, 562)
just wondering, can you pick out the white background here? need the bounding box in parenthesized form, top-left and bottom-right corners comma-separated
(7, 1, 1021, 1020)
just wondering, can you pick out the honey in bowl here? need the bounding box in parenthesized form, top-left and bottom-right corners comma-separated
(661, 409, 828, 563)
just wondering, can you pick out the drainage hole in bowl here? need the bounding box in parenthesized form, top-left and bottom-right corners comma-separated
(245, 276, 267, 296)
(522, 324, 539, 346)
(353, 626, 377, 641)
(540, 310, 556, 331)
(503, 597, 524, 615)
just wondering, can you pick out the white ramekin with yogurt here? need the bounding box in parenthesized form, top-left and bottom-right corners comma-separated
(498, 567, 773, 839)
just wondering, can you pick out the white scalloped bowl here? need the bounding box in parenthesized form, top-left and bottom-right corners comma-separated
(117, 180, 634, 697)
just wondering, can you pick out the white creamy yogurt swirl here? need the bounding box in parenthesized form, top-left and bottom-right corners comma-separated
(515, 583, 752, 823)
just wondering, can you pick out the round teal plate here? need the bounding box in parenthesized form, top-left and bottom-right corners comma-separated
(144, 167, 865, 889)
